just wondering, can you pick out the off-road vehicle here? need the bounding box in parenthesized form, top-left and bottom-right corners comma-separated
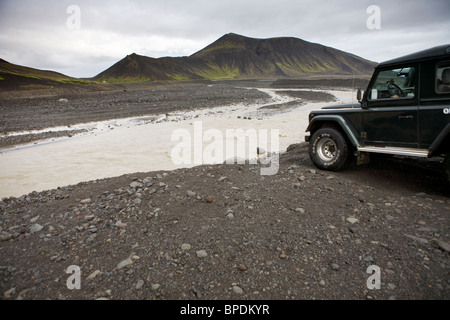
(305, 44, 450, 182)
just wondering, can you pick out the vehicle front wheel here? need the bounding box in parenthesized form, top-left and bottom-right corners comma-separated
(309, 127, 350, 171)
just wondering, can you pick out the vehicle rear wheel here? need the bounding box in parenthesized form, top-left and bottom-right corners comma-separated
(309, 127, 350, 171)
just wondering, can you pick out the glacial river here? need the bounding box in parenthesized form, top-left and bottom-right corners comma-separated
(0, 88, 354, 198)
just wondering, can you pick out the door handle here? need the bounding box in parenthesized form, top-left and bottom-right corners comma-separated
(398, 115, 414, 119)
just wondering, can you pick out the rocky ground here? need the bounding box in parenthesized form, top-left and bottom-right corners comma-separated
(0, 143, 448, 301)
(0, 78, 448, 303)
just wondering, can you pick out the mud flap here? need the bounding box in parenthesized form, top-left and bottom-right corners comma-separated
(357, 151, 370, 166)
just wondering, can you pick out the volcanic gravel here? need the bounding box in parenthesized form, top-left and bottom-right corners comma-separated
(0, 143, 448, 301)
(0, 79, 448, 302)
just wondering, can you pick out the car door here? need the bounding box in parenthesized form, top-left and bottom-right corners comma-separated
(418, 59, 450, 149)
(362, 64, 419, 147)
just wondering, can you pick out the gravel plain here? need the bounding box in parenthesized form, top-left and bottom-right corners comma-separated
(0, 79, 448, 303)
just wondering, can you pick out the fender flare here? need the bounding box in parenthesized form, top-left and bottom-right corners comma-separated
(306, 115, 362, 147)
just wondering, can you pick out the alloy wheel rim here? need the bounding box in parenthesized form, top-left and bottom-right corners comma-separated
(317, 138, 337, 161)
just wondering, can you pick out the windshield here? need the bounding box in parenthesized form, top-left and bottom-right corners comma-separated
(369, 67, 415, 100)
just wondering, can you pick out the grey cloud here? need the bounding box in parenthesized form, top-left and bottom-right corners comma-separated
(0, 0, 448, 77)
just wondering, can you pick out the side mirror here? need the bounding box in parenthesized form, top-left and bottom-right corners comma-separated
(356, 88, 362, 102)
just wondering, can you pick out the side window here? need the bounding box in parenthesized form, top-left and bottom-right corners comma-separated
(436, 61, 450, 94)
(368, 67, 416, 100)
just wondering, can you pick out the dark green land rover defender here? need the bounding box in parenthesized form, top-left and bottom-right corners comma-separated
(305, 44, 450, 182)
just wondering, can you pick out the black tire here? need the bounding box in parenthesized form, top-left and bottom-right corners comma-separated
(309, 127, 350, 171)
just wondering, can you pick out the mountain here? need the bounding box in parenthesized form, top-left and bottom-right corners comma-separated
(92, 54, 205, 83)
(93, 33, 376, 82)
(0, 33, 377, 88)
(0, 58, 92, 89)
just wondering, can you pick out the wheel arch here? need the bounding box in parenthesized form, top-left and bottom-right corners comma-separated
(307, 115, 362, 148)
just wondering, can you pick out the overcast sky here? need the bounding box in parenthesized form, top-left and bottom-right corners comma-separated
(0, 0, 449, 78)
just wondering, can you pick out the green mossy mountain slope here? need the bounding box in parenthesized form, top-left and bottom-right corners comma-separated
(94, 33, 376, 83)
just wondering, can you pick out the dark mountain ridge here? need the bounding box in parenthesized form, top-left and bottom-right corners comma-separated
(93, 33, 376, 82)
(0, 58, 93, 92)
(0, 33, 377, 89)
